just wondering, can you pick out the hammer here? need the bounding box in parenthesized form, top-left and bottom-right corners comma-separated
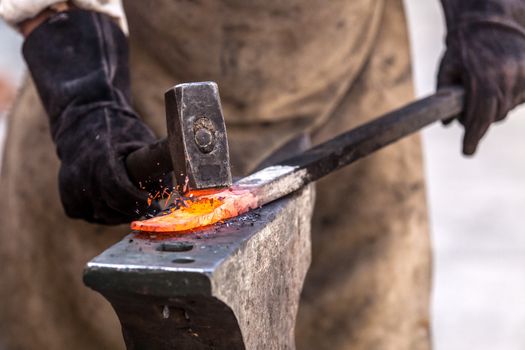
(124, 82, 232, 194)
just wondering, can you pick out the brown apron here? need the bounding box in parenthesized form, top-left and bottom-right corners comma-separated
(0, 0, 431, 349)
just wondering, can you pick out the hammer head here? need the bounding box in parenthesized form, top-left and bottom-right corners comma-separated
(166, 82, 232, 193)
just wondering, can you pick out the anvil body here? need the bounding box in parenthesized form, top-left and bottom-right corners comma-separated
(84, 186, 314, 350)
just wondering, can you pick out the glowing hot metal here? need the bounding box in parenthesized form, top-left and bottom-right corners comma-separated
(131, 165, 304, 233)
(131, 188, 258, 233)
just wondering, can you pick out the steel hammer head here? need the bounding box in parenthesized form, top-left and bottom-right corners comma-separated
(166, 82, 232, 193)
(124, 82, 232, 195)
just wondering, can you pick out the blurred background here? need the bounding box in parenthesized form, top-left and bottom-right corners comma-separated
(0, 1, 524, 349)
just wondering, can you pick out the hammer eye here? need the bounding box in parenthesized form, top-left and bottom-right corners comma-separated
(193, 117, 216, 153)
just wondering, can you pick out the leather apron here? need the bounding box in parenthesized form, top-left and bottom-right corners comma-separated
(0, 1, 431, 349)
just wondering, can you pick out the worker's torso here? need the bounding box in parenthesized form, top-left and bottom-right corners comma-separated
(124, 0, 385, 126)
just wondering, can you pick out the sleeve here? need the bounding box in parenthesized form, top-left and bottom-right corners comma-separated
(0, 0, 128, 34)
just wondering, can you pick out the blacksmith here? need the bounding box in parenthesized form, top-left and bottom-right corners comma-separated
(0, 0, 524, 349)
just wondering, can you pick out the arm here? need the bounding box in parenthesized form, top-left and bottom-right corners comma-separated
(2, 5, 170, 224)
(438, 0, 525, 155)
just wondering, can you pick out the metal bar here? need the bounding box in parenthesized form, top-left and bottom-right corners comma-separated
(237, 87, 465, 205)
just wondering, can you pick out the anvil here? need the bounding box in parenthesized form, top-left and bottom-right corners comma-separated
(84, 186, 314, 350)
(84, 84, 465, 349)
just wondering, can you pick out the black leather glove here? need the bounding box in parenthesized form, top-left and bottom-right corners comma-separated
(23, 9, 170, 225)
(438, 0, 525, 155)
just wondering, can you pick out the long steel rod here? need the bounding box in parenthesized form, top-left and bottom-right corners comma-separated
(236, 87, 465, 205)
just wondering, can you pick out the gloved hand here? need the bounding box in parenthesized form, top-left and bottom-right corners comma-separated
(438, 0, 525, 155)
(22, 9, 170, 224)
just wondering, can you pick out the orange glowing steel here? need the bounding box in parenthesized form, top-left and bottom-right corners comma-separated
(131, 188, 259, 233)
